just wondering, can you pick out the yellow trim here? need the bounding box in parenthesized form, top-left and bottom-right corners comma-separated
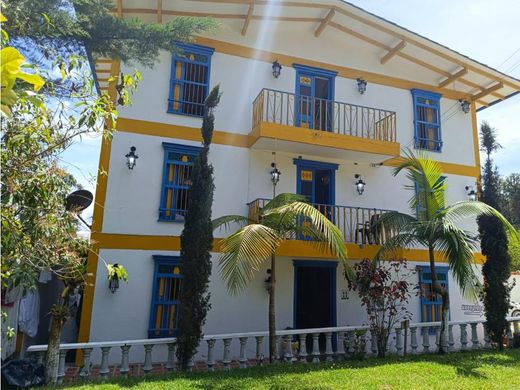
(250, 122, 401, 157)
(117, 117, 250, 148)
(90, 232, 485, 265)
(382, 157, 480, 179)
(195, 37, 471, 101)
(77, 60, 120, 349)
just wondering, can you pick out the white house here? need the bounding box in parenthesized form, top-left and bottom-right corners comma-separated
(77, 0, 520, 364)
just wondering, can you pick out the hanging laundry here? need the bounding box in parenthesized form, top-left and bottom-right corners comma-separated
(18, 290, 40, 338)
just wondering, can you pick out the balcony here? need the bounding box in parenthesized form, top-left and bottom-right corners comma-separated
(249, 89, 400, 163)
(248, 198, 396, 246)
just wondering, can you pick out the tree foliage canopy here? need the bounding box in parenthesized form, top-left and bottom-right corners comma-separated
(3, 0, 218, 67)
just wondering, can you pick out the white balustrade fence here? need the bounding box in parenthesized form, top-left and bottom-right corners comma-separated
(27, 317, 520, 383)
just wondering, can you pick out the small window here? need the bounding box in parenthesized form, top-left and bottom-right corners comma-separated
(159, 143, 201, 222)
(148, 256, 183, 338)
(411, 89, 442, 152)
(414, 176, 446, 220)
(168, 43, 214, 117)
(418, 266, 449, 327)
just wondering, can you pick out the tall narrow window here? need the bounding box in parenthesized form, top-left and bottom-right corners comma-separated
(168, 43, 214, 117)
(411, 89, 442, 152)
(159, 143, 201, 222)
(148, 256, 183, 338)
(414, 176, 446, 220)
(418, 266, 449, 327)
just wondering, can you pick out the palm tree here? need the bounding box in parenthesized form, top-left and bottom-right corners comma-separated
(213, 193, 349, 362)
(374, 150, 518, 353)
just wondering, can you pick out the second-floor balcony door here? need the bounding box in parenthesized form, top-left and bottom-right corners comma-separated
(296, 72, 334, 131)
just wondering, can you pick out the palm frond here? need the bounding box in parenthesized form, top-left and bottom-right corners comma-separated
(212, 215, 252, 231)
(218, 224, 282, 294)
(373, 232, 423, 261)
(434, 222, 480, 300)
(443, 201, 519, 243)
(372, 211, 417, 234)
(262, 193, 307, 212)
(264, 201, 348, 261)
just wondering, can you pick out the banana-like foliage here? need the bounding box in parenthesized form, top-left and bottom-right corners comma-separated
(375, 149, 518, 299)
(214, 194, 349, 294)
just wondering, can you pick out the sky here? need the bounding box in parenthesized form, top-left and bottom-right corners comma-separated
(61, 0, 520, 225)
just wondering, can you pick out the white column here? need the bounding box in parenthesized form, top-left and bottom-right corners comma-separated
(298, 334, 308, 363)
(120, 345, 130, 376)
(395, 328, 403, 356)
(206, 339, 216, 372)
(336, 332, 345, 361)
(275, 335, 282, 362)
(422, 328, 430, 353)
(312, 333, 320, 363)
(435, 326, 441, 352)
(79, 348, 93, 380)
(166, 343, 176, 372)
(239, 337, 248, 368)
(222, 338, 232, 370)
(325, 332, 333, 362)
(255, 336, 264, 365)
(370, 330, 378, 356)
(143, 344, 154, 374)
(99, 347, 111, 379)
(471, 323, 479, 349)
(410, 327, 418, 354)
(57, 350, 67, 384)
(459, 324, 468, 350)
(448, 325, 455, 352)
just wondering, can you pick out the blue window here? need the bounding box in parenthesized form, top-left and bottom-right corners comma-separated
(414, 176, 446, 219)
(168, 43, 214, 117)
(148, 256, 183, 338)
(159, 142, 201, 222)
(418, 266, 449, 326)
(411, 89, 442, 152)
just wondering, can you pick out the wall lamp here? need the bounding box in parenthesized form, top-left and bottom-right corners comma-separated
(272, 60, 282, 78)
(270, 162, 281, 186)
(355, 174, 366, 195)
(459, 99, 471, 114)
(108, 264, 121, 293)
(465, 186, 477, 201)
(357, 78, 367, 94)
(125, 146, 138, 170)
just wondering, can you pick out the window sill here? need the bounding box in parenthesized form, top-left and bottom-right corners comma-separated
(166, 109, 203, 119)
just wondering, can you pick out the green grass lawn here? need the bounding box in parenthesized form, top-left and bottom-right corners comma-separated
(54, 349, 520, 390)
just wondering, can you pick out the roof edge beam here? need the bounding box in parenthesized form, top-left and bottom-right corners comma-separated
(241, 2, 254, 36)
(472, 82, 503, 101)
(438, 68, 467, 88)
(315, 9, 335, 37)
(380, 40, 406, 64)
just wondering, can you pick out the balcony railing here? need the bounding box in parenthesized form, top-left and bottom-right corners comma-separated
(252, 88, 397, 142)
(248, 198, 396, 245)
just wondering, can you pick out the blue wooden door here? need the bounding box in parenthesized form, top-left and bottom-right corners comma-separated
(418, 266, 449, 332)
(296, 73, 315, 128)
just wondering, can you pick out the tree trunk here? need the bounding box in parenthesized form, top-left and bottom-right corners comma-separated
(428, 244, 449, 354)
(268, 254, 276, 363)
(44, 307, 67, 384)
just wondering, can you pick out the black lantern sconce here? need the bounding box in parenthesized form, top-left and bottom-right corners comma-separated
(465, 185, 477, 201)
(270, 162, 281, 186)
(355, 174, 366, 195)
(125, 146, 138, 170)
(264, 269, 272, 292)
(272, 60, 282, 78)
(108, 263, 121, 293)
(459, 99, 470, 114)
(357, 78, 367, 94)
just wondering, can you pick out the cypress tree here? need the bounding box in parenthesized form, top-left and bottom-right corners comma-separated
(176, 86, 221, 369)
(478, 121, 511, 349)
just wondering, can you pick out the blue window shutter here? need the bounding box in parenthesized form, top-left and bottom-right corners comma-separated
(411, 89, 442, 152)
(159, 142, 201, 222)
(168, 43, 214, 117)
(414, 175, 446, 218)
(148, 256, 183, 338)
(418, 266, 449, 326)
